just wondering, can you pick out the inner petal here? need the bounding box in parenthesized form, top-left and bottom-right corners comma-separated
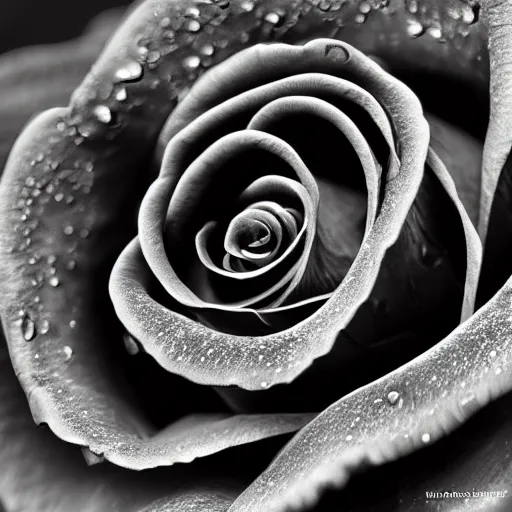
(140, 131, 319, 311)
(225, 210, 282, 265)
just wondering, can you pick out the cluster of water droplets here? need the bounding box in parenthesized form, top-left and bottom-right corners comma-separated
(402, 0, 480, 44)
(11, 141, 98, 358)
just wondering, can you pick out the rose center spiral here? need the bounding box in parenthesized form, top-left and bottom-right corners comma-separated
(223, 201, 302, 272)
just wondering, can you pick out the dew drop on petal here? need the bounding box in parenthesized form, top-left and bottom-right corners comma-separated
(240, 0, 254, 11)
(406, 20, 425, 38)
(427, 26, 443, 40)
(123, 333, 140, 355)
(115, 61, 143, 82)
(21, 314, 36, 341)
(421, 433, 431, 443)
(48, 276, 60, 287)
(359, 2, 371, 14)
(115, 88, 127, 102)
(264, 12, 281, 24)
(63, 346, 73, 361)
(387, 391, 400, 405)
(40, 319, 50, 335)
(82, 447, 105, 466)
(93, 105, 112, 124)
(186, 19, 201, 32)
(183, 55, 201, 70)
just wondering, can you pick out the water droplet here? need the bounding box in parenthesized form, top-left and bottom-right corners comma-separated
(346, 435, 353, 441)
(462, 8, 475, 24)
(93, 105, 112, 124)
(48, 276, 60, 287)
(40, 320, 50, 335)
(82, 447, 104, 466)
(147, 50, 161, 64)
(160, 16, 171, 27)
(355, 13, 366, 23)
(407, 0, 418, 14)
(495, 367, 503, 375)
(359, 2, 371, 14)
(123, 333, 140, 355)
(115, 88, 127, 102)
(66, 260, 76, 271)
(63, 225, 74, 235)
(21, 314, 36, 341)
(240, 0, 254, 11)
(490, 350, 497, 358)
(264, 12, 281, 25)
(427, 26, 443, 40)
(54, 192, 64, 203)
(69, 320, 77, 329)
(63, 346, 73, 361)
(406, 20, 425, 38)
(79, 228, 90, 239)
(387, 391, 400, 405)
(324, 44, 350, 62)
(183, 55, 201, 70)
(115, 62, 143, 82)
(261, 381, 268, 388)
(186, 19, 201, 32)
(421, 433, 431, 443)
(200, 44, 215, 56)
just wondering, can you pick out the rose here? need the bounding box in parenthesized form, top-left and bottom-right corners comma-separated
(0, 1, 512, 511)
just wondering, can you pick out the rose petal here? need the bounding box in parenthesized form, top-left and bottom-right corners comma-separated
(138, 132, 318, 311)
(0, 103, 313, 471)
(295, 390, 512, 512)
(0, 327, 246, 512)
(478, 0, 512, 242)
(227, 200, 496, 512)
(138, 492, 234, 512)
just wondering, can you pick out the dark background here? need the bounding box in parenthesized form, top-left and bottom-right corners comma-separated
(0, 0, 133, 54)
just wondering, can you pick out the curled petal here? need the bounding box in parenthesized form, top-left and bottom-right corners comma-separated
(0, 108, 313, 469)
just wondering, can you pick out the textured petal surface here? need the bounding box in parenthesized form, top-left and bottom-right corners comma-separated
(478, 0, 512, 241)
(0, 107, 313, 469)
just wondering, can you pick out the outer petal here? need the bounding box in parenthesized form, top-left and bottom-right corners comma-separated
(478, 0, 512, 242)
(0, 9, 312, 472)
(0, 327, 246, 512)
